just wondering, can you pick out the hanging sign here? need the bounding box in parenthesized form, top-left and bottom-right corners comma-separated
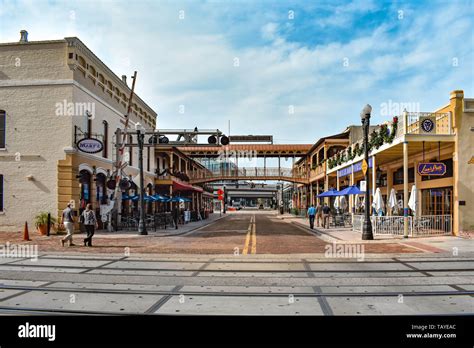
(76, 138, 104, 154)
(417, 162, 446, 176)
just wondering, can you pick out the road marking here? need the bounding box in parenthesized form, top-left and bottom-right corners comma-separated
(243, 215, 257, 255)
(251, 216, 257, 255)
(242, 216, 253, 255)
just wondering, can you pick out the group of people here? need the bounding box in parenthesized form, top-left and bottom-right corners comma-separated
(60, 203, 98, 247)
(306, 203, 331, 229)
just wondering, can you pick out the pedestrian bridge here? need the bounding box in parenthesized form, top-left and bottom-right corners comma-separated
(189, 167, 308, 184)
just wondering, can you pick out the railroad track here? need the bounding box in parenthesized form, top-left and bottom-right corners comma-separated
(1, 254, 473, 315)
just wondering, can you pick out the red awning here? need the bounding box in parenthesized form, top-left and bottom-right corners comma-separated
(172, 180, 203, 192)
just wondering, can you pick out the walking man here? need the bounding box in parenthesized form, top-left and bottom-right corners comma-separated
(60, 203, 75, 247)
(315, 202, 323, 227)
(322, 203, 331, 229)
(82, 203, 98, 247)
(172, 204, 179, 229)
(307, 204, 316, 229)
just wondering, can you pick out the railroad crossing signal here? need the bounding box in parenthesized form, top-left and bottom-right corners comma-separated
(217, 188, 224, 201)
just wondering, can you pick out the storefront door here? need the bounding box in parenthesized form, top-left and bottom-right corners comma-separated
(421, 187, 453, 216)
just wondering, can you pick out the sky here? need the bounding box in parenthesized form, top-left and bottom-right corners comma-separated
(1, 0, 473, 144)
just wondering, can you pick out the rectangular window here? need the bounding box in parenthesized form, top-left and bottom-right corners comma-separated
(0, 110, 5, 148)
(393, 167, 414, 185)
(0, 174, 3, 212)
(147, 147, 150, 172)
(129, 135, 133, 165)
(103, 121, 108, 158)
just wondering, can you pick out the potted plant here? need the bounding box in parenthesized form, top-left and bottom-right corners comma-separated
(34, 212, 57, 236)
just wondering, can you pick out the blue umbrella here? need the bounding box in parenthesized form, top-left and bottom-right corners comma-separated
(337, 185, 362, 196)
(143, 195, 155, 202)
(317, 188, 339, 197)
(152, 194, 170, 202)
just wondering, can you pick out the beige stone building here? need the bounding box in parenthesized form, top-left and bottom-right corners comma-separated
(292, 90, 474, 236)
(0, 31, 157, 231)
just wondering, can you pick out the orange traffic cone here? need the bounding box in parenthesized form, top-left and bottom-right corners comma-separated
(23, 221, 31, 241)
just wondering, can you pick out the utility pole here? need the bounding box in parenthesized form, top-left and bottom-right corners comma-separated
(112, 71, 137, 231)
(137, 128, 147, 235)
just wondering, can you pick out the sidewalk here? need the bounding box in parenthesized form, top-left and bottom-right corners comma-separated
(94, 213, 226, 238)
(277, 213, 474, 254)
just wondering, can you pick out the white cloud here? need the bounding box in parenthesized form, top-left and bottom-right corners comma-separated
(0, 0, 472, 143)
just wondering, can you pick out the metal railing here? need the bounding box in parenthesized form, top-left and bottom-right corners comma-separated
(352, 215, 452, 237)
(372, 216, 409, 236)
(406, 112, 452, 135)
(412, 215, 452, 236)
(190, 166, 307, 181)
(353, 215, 365, 233)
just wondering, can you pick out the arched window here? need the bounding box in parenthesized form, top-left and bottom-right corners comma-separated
(0, 110, 5, 148)
(0, 174, 3, 212)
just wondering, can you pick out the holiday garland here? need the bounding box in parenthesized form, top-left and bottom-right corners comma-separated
(327, 116, 398, 169)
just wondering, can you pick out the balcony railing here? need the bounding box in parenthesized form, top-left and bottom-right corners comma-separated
(310, 162, 326, 179)
(325, 110, 454, 172)
(189, 166, 307, 182)
(405, 112, 453, 135)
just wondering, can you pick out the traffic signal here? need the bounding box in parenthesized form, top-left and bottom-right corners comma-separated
(217, 188, 224, 201)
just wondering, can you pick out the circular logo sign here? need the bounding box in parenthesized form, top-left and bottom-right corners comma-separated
(421, 118, 434, 133)
(77, 138, 104, 154)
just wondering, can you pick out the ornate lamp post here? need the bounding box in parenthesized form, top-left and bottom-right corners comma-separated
(136, 123, 148, 235)
(361, 104, 374, 240)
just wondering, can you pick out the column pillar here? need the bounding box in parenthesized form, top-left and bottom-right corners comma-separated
(414, 159, 421, 217)
(371, 155, 376, 205)
(350, 166, 355, 214)
(403, 141, 409, 237)
(386, 167, 393, 216)
(324, 175, 329, 205)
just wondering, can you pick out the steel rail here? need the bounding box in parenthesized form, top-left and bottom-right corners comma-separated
(0, 284, 472, 298)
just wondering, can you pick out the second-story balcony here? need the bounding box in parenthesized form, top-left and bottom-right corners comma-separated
(309, 162, 326, 181)
(325, 110, 456, 174)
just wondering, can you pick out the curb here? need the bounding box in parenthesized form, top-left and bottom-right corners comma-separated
(290, 221, 342, 241)
(157, 215, 228, 237)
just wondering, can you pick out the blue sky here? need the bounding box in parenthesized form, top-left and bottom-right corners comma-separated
(1, 0, 473, 144)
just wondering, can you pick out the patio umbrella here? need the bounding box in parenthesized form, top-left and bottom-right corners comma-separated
(143, 195, 155, 202)
(317, 188, 339, 197)
(152, 194, 170, 202)
(337, 185, 362, 196)
(408, 185, 417, 214)
(372, 187, 385, 215)
(333, 196, 340, 210)
(388, 188, 398, 214)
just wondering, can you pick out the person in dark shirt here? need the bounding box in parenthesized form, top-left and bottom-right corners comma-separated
(322, 203, 331, 228)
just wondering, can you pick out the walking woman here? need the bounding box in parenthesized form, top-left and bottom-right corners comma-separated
(81, 203, 98, 247)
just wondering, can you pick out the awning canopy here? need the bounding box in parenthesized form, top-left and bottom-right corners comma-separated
(172, 180, 203, 192)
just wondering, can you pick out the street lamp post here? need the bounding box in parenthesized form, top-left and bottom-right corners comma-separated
(136, 124, 147, 235)
(361, 104, 374, 240)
